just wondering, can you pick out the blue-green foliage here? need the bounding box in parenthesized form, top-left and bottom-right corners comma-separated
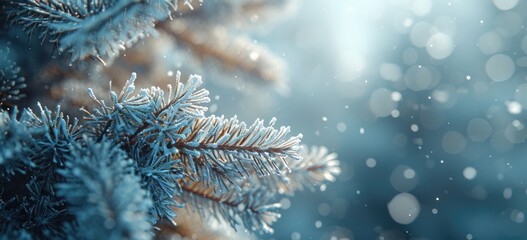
(56, 138, 153, 240)
(133, 146, 184, 224)
(25, 104, 79, 165)
(182, 181, 282, 234)
(174, 116, 303, 184)
(9, 0, 176, 64)
(1, 105, 78, 238)
(0, 108, 34, 178)
(82, 72, 303, 228)
(82, 72, 208, 141)
(0, 227, 32, 240)
(0, 48, 26, 105)
(24, 104, 80, 193)
(1, 180, 69, 239)
(0, 71, 338, 238)
(83, 72, 209, 222)
(1, 1, 341, 238)
(83, 72, 154, 139)
(251, 145, 341, 196)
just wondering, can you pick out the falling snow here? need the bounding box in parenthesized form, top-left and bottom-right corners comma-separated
(274, 0, 527, 238)
(387, 193, 421, 225)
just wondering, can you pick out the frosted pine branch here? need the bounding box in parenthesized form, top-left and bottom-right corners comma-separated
(172, 115, 303, 182)
(252, 145, 341, 196)
(83, 73, 153, 138)
(0, 108, 34, 179)
(0, 69, 338, 238)
(82, 72, 209, 223)
(56, 138, 153, 240)
(147, 71, 209, 118)
(180, 181, 281, 234)
(158, 21, 288, 94)
(132, 144, 184, 223)
(82, 72, 305, 227)
(83, 72, 302, 192)
(1, 180, 68, 238)
(24, 103, 80, 162)
(23, 103, 80, 192)
(9, 0, 176, 64)
(0, 48, 26, 106)
(82, 72, 209, 141)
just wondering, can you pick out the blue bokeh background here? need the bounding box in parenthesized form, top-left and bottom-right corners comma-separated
(206, 1, 527, 239)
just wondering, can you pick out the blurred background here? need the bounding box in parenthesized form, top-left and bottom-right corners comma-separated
(205, 0, 527, 239)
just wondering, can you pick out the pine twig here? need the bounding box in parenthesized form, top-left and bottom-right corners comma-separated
(250, 145, 341, 196)
(0, 47, 26, 107)
(0, 107, 34, 179)
(56, 138, 153, 240)
(158, 21, 288, 93)
(172, 115, 303, 184)
(9, 0, 176, 64)
(179, 181, 281, 234)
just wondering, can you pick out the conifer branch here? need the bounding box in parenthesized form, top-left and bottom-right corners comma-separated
(0, 108, 35, 179)
(82, 72, 303, 223)
(172, 115, 303, 182)
(1, 180, 70, 238)
(82, 72, 209, 142)
(0, 67, 337, 238)
(56, 138, 153, 240)
(0, 1, 341, 238)
(24, 103, 80, 161)
(132, 144, 184, 223)
(23, 103, 80, 193)
(180, 181, 281, 234)
(82, 72, 209, 224)
(0, 48, 26, 106)
(9, 0, 176, 64)
(83, 72, 154, 140)
(130, 71, 209, 140)
(251, 145, 341, 196)
(158, 21, 288, 93)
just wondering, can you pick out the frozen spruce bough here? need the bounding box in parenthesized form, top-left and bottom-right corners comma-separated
(0, 72, 340, 239)
(0, 48, 26, 106)
(9, 0, 193, 65)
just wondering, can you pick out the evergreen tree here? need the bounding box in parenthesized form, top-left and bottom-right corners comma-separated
(0, 1, 339, 239)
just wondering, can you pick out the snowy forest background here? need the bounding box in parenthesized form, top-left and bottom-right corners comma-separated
(229, 0, 527, 239)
